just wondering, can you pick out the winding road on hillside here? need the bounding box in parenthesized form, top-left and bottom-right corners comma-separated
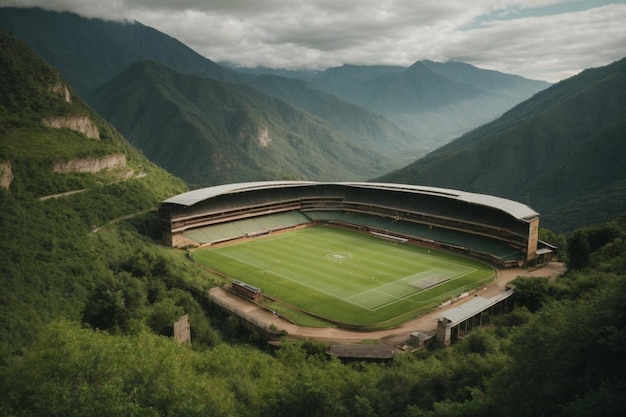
(209, 262, 565, 346)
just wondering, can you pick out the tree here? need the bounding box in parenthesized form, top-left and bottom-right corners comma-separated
(147, 298, 184, 336)
(567, 228, 590, 270)
(82, 271, 146, 332)
(509, 276, 554, 312)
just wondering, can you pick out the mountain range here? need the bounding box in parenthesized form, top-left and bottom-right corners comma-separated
(1, 6, 624, 233)
(0, 6, 240, 97)
(379, 57, 626, 233)
(90, 60, 396, 186)
(0, 6, 548, 181)
(234, 60, 550, 154)
(308, 60, 549, 144)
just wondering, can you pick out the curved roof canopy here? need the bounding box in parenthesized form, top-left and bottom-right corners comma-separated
(162, 181, 539, 221)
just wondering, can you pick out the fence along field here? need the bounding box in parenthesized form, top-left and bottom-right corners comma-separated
(193, 227, 495, 327)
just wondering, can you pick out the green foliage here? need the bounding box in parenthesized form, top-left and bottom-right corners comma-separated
(509, 276, 555, 312)
(82, 271, 147, 333)
(0, 29, 68, 125)
(567, 228, 591, 270)
(0, 321, 237, 417)
(567, 221, 626, 270)
(488, 274, 626, 417)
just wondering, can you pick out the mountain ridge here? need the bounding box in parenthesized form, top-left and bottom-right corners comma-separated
(244, 74, 416, 160)
(0, 7, 242, 98)
(0, 7, 549, 158)
(243, 59, 549, 151)
(91, 60, 397, 186)
(314, 60, 549, 142)
(378, 56, 626, 233)
(0, 28, 186, 198)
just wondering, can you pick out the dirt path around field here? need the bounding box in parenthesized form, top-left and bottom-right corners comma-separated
(209, 262, 565, 345)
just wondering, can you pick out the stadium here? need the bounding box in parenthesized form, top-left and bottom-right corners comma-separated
(158, 181, 555, 337)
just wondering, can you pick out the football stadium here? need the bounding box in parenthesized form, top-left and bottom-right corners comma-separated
(158, 181, 555, 331)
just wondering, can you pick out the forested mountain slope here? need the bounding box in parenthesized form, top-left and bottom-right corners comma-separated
(0, 28, 188, 354)
(90, 60, 396, 186)
(0, 6, 241, 98)
(245, 74, 417, 162)
(378, 57, 626, 233)
(0, 7, 408, 181)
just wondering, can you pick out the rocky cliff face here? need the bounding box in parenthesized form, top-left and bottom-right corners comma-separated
(42, 115, 100, 140)
(49, 81, 71, 103)
(0, 161, 13, 189)
(52, 153, 126, 174)
(41, 79, 101, 139)
(238, 125, 272, 147)
(255, 127, 272, 147)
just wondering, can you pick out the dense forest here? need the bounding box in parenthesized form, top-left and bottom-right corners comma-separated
(1, 27, 626, 417)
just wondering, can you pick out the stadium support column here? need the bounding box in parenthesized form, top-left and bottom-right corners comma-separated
(436, 318, 453, 346)
(525, 217, 539, 266)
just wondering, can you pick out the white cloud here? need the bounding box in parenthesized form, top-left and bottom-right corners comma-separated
(1, 0, 625, 81)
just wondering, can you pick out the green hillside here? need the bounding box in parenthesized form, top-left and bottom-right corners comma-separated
(90, 60, 397, 187)
(0, 8, 407, 185)
(0, 29, 190, 352)
(379, 57, 626, 233)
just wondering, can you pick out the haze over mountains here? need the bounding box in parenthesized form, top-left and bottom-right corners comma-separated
(304, 61, 548, 143)
(90, 60, 396, 186)
(379, 57, 626, 233)
(0, 7, 548, 181)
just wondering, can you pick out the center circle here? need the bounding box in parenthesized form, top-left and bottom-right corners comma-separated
(324, 252, 353, 262)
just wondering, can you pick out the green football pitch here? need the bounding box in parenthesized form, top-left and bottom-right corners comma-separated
(193, 226, 495, 327)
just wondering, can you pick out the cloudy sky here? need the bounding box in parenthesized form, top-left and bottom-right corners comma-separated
(2, 0, 625, 82)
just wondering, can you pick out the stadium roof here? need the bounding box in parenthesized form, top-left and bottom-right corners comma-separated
(162, 181, 539, 221)
(438, 291, 514, 326)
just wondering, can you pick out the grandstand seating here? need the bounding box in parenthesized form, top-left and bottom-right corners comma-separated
(160, 182, 550, 267)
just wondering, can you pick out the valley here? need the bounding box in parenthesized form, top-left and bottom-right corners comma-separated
(1, 6, 625, 417)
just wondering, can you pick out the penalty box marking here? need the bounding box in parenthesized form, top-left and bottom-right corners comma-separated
(346, 266, 477, 311)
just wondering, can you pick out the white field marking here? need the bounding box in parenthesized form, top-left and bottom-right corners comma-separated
(345, 265, 476, 311)
(368, 267, 478, 311)
(210, 246, 371, 310)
